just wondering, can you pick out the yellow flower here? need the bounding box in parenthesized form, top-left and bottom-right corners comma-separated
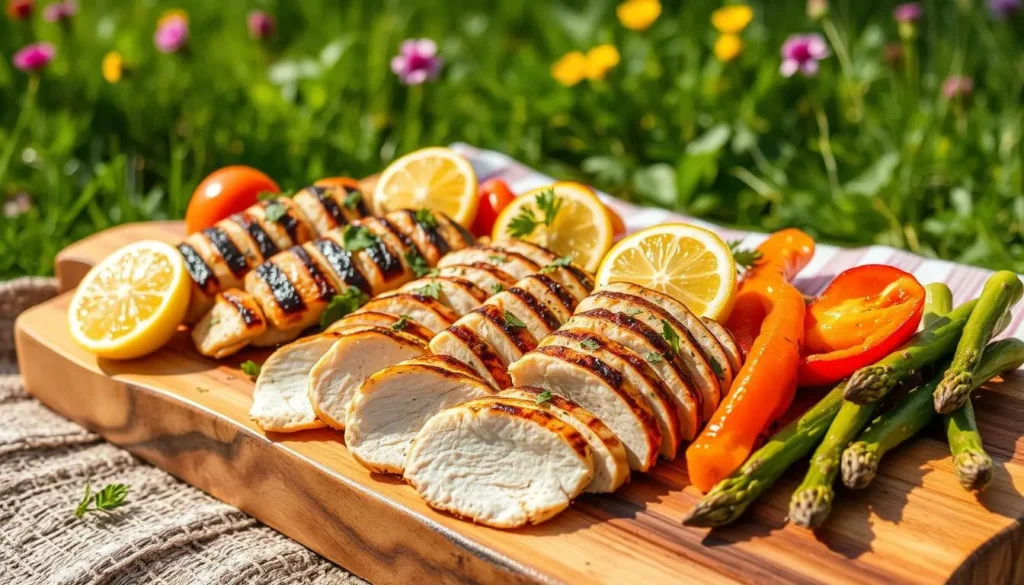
(711, 5, 753, 34)
(551, 51, 588, 87)
(617, 0, 662, 31)
(102, 51, 124, 84)
(158, 9, 188, 27)
(585, 44, 620, 80)
(714, 34, 743, 62)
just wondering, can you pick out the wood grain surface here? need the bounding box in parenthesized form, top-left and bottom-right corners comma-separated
(17, 220, 1024, 585)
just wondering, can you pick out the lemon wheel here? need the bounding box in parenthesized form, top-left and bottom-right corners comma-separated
(372, 147, 479, 227)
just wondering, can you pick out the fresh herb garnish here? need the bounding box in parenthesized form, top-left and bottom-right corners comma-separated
(257, 191, 279, 201)
(74, 482, 129, 518)
(709, 357, 725, 378)
(728, 239, 763, 273)
(488, 254, 507, 264)
(264, 201, 288, 222)
(580, 338, 600, 351)
(404, 249, 431, 277)
(415, 281, 443, 299)
(503, 310, 527, 328)
(341, 225, 378, 252)
(427, 268, 440, 277)
(645, 352, 664, 364)
(490, 283, 504, 294)
(391, 314, 410, 331)
(624, 308, 643, 316)
(240, 360, 261, 381)
(320, 287, 370, 329)
(343, 190, 362, 209)
(535, 389, 553, 404)
(540, 255, 573, 274)
(195, 387, 210, 393)
(661, 319, 681, 354)
(507, 188, 563, 238)
(414, 208, 439, 228)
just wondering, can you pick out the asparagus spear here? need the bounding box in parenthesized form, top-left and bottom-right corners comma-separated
(841, 339, 1024, 489)
(923, 283, 953, 328)
(933, 271, 1023, 413)
(946, 399, 992, 491)
(682, 383, 846, 528)
(844, 299, 977, 405)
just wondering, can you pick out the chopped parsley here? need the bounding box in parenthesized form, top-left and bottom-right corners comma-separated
(415, 281, 443, 299)
(343, 190, 362, 209)
(404, 249, 431, 277)
(490, 283, 504, 294)
(391, 314, 410, 331)
(507, 188, 563, 238)
(488, 254, 508, 264)
(240, 360, 262, 381)
(709, 357, 725, 378)
(503, 310, 527, 328)
(264, 201, 288, 222)
(580, 338, 600, 351)
(320, 287, 370, 329)
(624, 308, 643, 316)
(661, 319, 681, 354)
(728, 239, 763, 274)
(414, 208, 439, 228)
(645, 352, 664, 364)
(341, 225, 377, 252)
(74, 482, 129, 518)
(540, 255, 573, 274)
(535, 389, 553, 404)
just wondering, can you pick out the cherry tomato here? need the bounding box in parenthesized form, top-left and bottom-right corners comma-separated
(472, 178, 516, 237)
(607, 205, 626, 239)
(185, 166, 279, 234)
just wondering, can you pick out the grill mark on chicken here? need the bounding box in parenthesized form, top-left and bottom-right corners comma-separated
(202, 226, 249, 278)
(364, 232, 404, 282)
(564, 265, 594, 290)
(377, 216, 419, 260)
(260, 198, 303, 243)
(505, 386, 625, 450)
(177, 242, 219, 294)
(230, 212, 280, 259)
(464, 263, 518, 285)
(409, 210, 451, 257)
(314, 239, 371, 295)
(291, 246, 337, 302)
(447, 325, 513, 388)
(474, 304, 536, 355)
(531, 274, 577, 312)
(411, 354, 485, 380)
(307, 185, 347, 226)
(438, 276, 489, 302)
(222, 289, 264, 328)
(344, 185, 370, 216)
(506, 287, 561, 332)
(442, 215, 476, 248)
(465, 400, 591, 459)
(255, 261, 306, 314)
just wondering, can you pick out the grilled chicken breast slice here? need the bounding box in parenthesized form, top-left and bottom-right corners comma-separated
(599, 282, 734, 390)
(250, 321, 304, 348)
(404, 398, 593, 528)
(576, 291, 721, 420)
(565, 309, 701, 441)
(357, 293, 459, 334)
(250, 197, 317, 250)
(484, 286, 561, 343)
(346, 359, 494, 474)
(509, 345, 661, 471)
(437, 247, 541, 280)
(702, 317, 743, 377)
(192, 289, 267, 358)
(326, 310, 433, 343)
(291, 184, 365, 236)
(401, 354, 486, 380)
(399, 276, 488, 316)
(319, 230, 391, 297)
(249, 332, 343, 432)
(307, 327, 429, 430)
(456, 304, 537, 367)
(245, 246, 338, 331)
(434, 263, 517, 295)
(362, 216, 422, 279)
(541, 329, 681, 459)
(386, 210, 450, 266)
(496, 387, 629, 493)
(490, 240, 594, 299)
(511, 274, 578, 322)
(428, 326, 511, 389)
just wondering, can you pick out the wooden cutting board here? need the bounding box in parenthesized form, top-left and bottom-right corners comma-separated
(16, 220, 1024, 585)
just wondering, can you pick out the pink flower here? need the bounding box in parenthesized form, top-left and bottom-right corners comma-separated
(989, 0, 1020, 19)
(42, 0, 74, 22)
(893, 2, 922, 22)
(154, 15, 188, 54)
(942, 75, 974, 100)
(391, 39, 443, 85)
(780, 34, 829, 78)
(248, 10, 274, 40)
(12, 42, 55, 72)
(3, 192, 33, 218)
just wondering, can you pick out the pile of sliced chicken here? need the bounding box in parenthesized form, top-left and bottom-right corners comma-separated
(244, 234, 744, 529)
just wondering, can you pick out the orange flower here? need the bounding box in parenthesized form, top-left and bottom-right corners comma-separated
(617, 0, 661, 31)
(714, 34, 744, 61)
(102, 51, 124, 84)
(552, 51, 588, 86)
(711, 5, 753, 34)
(585, 44, 620, 80)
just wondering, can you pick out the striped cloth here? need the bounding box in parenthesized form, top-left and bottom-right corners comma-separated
(453, 143, 1024, 344)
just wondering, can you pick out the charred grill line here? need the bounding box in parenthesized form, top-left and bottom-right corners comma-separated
(231, 213, 280, 259)
(476, 304, 535, 355)
(202, 226, 249, 278)
(532, 274, 577, 312)
(255, 262, 306, 315)
(410, 210, 451, 257)
(315, 239, 372, 294)
(308, 185, 347, 226)
(448, 325, 513, 388)
(292, 246, 337, 302)
(177, 242, 219, 294)
(345, 185, 371, 216)
(262, 198, 301, 243)
(507, 287, 561, 332)
(365, 233, 404, 281)
(222, 290, 264, 328)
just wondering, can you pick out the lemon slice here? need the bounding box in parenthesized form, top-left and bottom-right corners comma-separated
(373, 147, 479, 227)
(68, 240, 191, 359)
(595, 223, 737, 320)
(492, 181, 612, 272)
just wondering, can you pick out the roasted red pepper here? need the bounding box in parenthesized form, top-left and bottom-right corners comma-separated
(798, 264, 925, 387)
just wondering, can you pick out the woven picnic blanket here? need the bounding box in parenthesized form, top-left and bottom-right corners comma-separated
(1, 146, 1020, 585)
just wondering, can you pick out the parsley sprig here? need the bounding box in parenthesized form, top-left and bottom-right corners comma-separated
(414, 208, 439, 228)
(540, 255, 573, 274)
(404, 249, 431, 277)
(507, 188, 563, 238)
(240, 360, 261, 381)
(342, 225, 378, 251)
(320, 287, 369, 329)
(728, 239, 763, 274)
(74, 481, 129, 518)
(414, 281, 443, 299)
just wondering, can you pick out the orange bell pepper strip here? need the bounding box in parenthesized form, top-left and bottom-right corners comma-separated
(686, 228, 815, 493)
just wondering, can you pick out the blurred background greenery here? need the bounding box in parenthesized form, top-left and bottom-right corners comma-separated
(1, 0, 1022, 277)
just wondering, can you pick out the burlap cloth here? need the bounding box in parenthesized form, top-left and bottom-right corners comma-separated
(0, 278, 366, 585)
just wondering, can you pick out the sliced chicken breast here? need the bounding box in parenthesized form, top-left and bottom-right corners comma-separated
(404, 398, 593, 528)
(250, 321, 304, 348)
(437, 246, 541, 280)
(307, 327, 429, 430)
(228, 211, 282, 263)
(401, 354, 486, 381)
(291, 184, 365, 236)
(484, 286, 561, 343)
(326, 310, 433, 343)
(456, 304, 537, 367)
(428, 325, 511, 389)
(346, 358, 495, 474)
(386, 209, 450, 266)
(362, 216, 421, 278)
(565, 309, 701, 441)
(216, 218, 264, 271)
(509, 345, 661, 471)
(250, 197, 317, 249)
(192, 289, 267, 358)
(178, 238, 219, 323)
(431, 211, 476, 250)
(357, 293, 459, 334)
(307, 237, 374, 298)
(398, 276, 488, 316)
(496, 387, 629, 493)
(249, 332, 343, 432)
(434, 263, 517, 295)
(703, 317, 743, 378)
(490, 239, 594, 299)
(540, 329, 681, 459)
(576, 290, 721, 420)
(319, 229, 391, 297)
(513, 274, 578, 321)
(245, 246, 338, 331)
(600, 282, 734, 390)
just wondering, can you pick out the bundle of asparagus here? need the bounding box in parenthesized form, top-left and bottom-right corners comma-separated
(684, 272, 1024, 530)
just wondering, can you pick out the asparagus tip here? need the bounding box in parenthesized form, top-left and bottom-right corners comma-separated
(683, 482, 754, 528)
(934, 371, 973, 414)
(841, 442, 879, 489)
(788, 486, 833, 529)
(954, 450, 993, 492)
(844, 366, 892, 405)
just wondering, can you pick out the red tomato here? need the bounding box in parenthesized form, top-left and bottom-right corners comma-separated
(607, 205, 626, 239)
(798, 265, 926, 386)
(185, 166, 280, 234)
(472, 178, 516, 237)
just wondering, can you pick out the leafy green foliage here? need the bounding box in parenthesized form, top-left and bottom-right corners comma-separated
(74, 481, 129, 517)
(503, 310, 526, 328)
(319, 287, 369, 328)
(404, 249, 431, 277)
(540, 255, 573, 274)
(414, 281, 443, 299)
(240, 360, 261, 380)
(728, 240, 763, 273)
(341, 225, 377, 251)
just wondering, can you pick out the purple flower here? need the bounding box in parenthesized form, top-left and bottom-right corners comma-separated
(988, 0, 1020, 19)
(154, 15, 188, 54)
(42, 0, 74, 22)
(12, 42, 55, 72)
(780, 34, 829, 78)
(390, 39, 443, 85)
(893, 2, 922, 22)
(248, 10, 275, 40)
(942, 75, 974, 100)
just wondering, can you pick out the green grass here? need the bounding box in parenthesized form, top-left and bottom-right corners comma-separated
(1, 0, 1022, 277)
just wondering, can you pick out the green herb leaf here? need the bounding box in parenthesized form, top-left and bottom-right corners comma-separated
(490, 283, 504, 294)
(391, 314, 410, 331)
(661, 319, 681, 354)
(624, 308, 643, 316)
(343, 190, 362, 209)
(540, 255, 573, 274)
(264, 201, 288, 222)
(728, 239, 763, 273)
(342, 225, 378, 252)
(508, 206, 540, 238)
(535, 389, 553, 404)
(427, 268, 440, 277)
(74, 481, 129, 518)
(320, 287, 369, 329)
(580, 338, 600, 351)
(414, 208, 439, 228)
(488, 254, 508, 264)
(404, 249, 431, 277)
(645, 352, 664, 364)
(536, 188, 564, 227)
(504, 310, 527, 328)
(240, 360, 261, 381)
(709, 357, 725, 378)
(415, 281, 443, 299)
